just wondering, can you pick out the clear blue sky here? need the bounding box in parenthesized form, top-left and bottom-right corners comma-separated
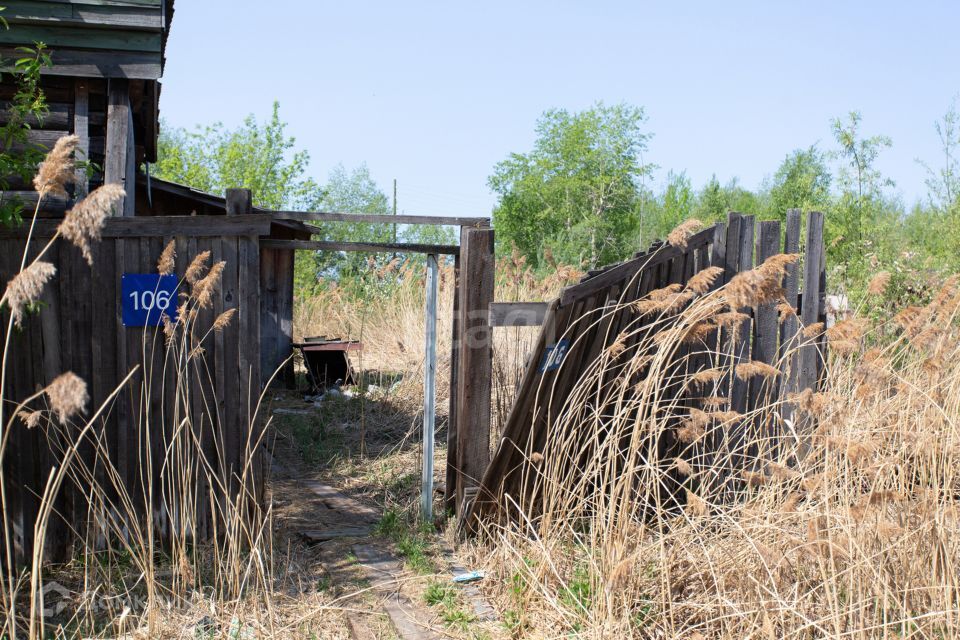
(160, 1, 960, 216)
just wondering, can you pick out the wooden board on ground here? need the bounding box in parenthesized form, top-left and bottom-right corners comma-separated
(352, 544, 444, 640)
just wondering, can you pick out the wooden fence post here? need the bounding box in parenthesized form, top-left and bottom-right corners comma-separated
(798, 211, 825, 400)
(780, 209, 802, 416)
(226, 188, 252, 216)
(455, 227, 495, 514)
(750, 220, 782, 458)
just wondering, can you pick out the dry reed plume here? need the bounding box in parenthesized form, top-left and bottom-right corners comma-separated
(458, 253, 960, 639)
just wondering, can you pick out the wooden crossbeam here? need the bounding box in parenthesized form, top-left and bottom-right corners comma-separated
(488, 302, 549, 327)
(260, 239, 460, 255)
(270, 210, 490, 228)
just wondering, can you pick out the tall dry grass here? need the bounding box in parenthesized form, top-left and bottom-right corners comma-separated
(293, 249, 582, 439)
(461, 252, 960, 639)
(1, 138, 281, 638)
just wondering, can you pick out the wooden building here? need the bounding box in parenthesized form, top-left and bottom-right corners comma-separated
(0, 1, 499, 563)
(0, 0, 311, 561)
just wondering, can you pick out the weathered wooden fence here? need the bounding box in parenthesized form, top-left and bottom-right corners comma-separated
(466, 210, 826, 529)
(0, 213, 269, 564)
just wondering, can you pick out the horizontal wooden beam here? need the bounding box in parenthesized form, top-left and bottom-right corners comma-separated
(0, 47, 161, 79)
(261, 239, 460, 255)
(270, 210, 490, 228)
(488, 302, 549, 327)
(0, 214, 273, 239)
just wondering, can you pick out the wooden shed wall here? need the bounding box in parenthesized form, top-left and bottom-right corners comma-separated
(0, 0, 172, 80)
(0, 214, 266, 564)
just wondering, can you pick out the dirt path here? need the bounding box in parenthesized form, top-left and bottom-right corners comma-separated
(267, 392, 501, 640)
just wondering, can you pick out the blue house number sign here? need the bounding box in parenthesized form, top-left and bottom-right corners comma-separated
(538, 338, 570, 373)
(121, 274, 179, 327)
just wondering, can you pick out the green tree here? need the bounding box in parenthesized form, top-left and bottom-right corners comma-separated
(830, 111, 893, 260)
(489, 102, 653, 269)
(301, 163, 391, 283)
(768, 146, 832, 219)
(0, 43, 52, 225)
(693, 175, 765, 223)
(918, 100, 959, 214)
(643, 171, 693, 243)
(154, 101, 321, 209)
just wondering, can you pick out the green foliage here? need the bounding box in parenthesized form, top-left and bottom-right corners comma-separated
(294, 163, 454, 291)
(0, 43, 51, 226)
(918, 100, 960, 213)
(489, 102, 654, 269)
(768, 146, 832, 219)
(829, 111, 895, 264)
(375, 507, 435, 574)
(154, 101, 321, 210)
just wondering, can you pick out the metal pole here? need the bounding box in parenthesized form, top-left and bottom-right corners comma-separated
(421, 253, 439, 521)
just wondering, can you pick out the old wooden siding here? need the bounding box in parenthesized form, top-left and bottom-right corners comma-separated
(0, 213, 268, 564)
(0, 0, 172, 80)
(465, 211, 827, 530)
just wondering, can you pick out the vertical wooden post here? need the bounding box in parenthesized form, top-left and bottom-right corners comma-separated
(751, 220, 782, 458)
(73, 80, 89, 200)
(729, 214, 755, 415)
(798, 211, 825, 397)
(752, 221, 782, 367)
(445, 254, 461, 513)
(455, 227, 494, 513)
(226, 188, 252, 216)
(779, 209, 802, 413)
(105, 79, 133, 215)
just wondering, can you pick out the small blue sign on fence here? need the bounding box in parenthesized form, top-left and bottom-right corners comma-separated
(121, 274, 179, 327)
(538, 338, 570, 373)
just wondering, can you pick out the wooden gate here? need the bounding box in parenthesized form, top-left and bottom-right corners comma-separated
(467, 210, 826, 529)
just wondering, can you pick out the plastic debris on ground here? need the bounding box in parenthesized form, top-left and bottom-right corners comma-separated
(452, 570, 485, 584)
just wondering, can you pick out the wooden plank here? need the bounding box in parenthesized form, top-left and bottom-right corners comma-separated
(750, 220, 782, 460)
(488, 302, 549, 327)
(275, 248, 296, 388)
(219, 236, 240, 499)
(123, 102, 135, 216)
(729, 215, 755, 415)
(444, 255, 460, 512)
(454, 227, 495, 509)
(13, 129, 104, 155)
(0, 47, 162, 79)
(271, 210, 488, 228)
(0, 24, 162, 52)
(0, 100, 71, 129)
(113, 237, 131, 530)
(104, 78, 130, 214)
(209, 235, 226, 539)
(352, 544, 444, 640)
(0, 214, 274, 238)
(73, 80, 90, 199)
(90, 237, 118, 534)
(752, 221, 781, 367)
(259, 245, 279, 387)
(779, 209, 802, 405)
(122, 237, 143, 513)
(238, 234, 262, 502)
(2, 1, 163, 28)
(798, 211, 825, 398)
(141, 236, 164, 534)
(260, 239, 459, 255)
